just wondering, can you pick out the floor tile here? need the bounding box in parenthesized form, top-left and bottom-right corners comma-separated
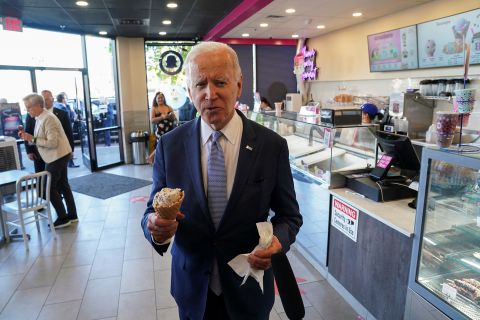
(97, 227, 127, 250)
(118, 290, 156, 320)
(63, 240, 98, 267)
(77, 277, 121, 320)
(279, 306, 325, 320)
(46, 265, 91, 304)
(75, 221, 104, 242)
(0, 286, 50, 320)
(154, 269, 176, 309)
(124, 235, 152, 260)
(120, 258, 154, 293)
(39, 233, 76, 257)
(18, 254, 66, 289)
(156, 307, 179, 320)
(105, 210, 129, 228)
(0, 274, 24, 311)
(37, 300, 82, 320)
(90, 248, 124, 279)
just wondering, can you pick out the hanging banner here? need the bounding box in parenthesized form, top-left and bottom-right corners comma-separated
(331, 196, 359, 242)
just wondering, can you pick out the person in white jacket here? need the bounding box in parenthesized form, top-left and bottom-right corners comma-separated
(18, 93, 75, 229)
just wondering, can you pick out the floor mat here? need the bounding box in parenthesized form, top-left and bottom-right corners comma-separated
(69, 172, 152, 199)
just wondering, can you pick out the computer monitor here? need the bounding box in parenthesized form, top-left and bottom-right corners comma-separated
(370, 131, 420, 180)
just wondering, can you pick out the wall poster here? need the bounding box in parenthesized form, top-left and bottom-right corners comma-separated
(418, 9, 480, 68)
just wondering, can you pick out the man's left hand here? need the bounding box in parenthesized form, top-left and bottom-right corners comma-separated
(247, 235, 282, 270)
(19, 131, 33, 142)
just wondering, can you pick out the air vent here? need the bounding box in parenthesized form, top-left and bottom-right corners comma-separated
(266, 15, 285, 19)
(114, 18, 150, 26)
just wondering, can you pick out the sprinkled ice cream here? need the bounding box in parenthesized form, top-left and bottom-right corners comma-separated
(153, 188, 184, 220)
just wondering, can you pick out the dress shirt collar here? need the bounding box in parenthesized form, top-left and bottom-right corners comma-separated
(200, 111, 242, 146)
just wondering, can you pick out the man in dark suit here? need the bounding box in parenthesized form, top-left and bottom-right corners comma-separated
(142, 42, 302, 319)
(25, 90, 78, 223)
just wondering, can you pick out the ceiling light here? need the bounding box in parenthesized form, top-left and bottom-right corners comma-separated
(292, 34, 299, 38)
(159, 31, 167, 36)
(76, 1, 88, 6)
(260, 23, 268, 28)
(317, 25, 325, 29)
(285, 8, 295, 14)
(352, 12, 362, 17)
(241, 33, 250, 37)
(99, 31, 107, 35)
(162, 20, 172, 25)
(166, 3, 178, 8)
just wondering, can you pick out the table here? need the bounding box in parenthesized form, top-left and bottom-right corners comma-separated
(0, 170, 31, 244)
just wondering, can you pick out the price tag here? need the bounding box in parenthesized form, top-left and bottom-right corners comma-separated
(442, 283, 457, 300)
(324, 128, 333, 148)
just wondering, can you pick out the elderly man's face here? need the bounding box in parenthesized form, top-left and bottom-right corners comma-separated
(41, 91, 54, 109)
(25, 101, 43, 118)
(188, 49, 242, 131)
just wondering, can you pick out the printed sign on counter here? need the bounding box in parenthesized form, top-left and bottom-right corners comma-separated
(331, 196, 359, 242)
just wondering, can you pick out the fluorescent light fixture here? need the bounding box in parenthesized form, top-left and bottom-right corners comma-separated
(99, 31, 108, 35)
(292, 34, 299, 38)
(285, 8, 295, 14)
(159, 31, 167, 35)
(166, 3, 178, 8)
(316, 25, 325, 29)
(241, 33, 250, 37)
(352, 12, 362, 17)
(162, 20, 172, 25)
(76, 1, 88, 6)
(260, 23, 268, 28)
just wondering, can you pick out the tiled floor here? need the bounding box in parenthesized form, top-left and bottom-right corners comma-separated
(0, 164, 358, 320)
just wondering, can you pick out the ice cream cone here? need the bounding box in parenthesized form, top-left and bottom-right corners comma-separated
(153, 188, 184, 220)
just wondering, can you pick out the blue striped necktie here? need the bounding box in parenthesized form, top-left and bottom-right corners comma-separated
(207, 131, 227, 295)
(208, 131, 227, 229)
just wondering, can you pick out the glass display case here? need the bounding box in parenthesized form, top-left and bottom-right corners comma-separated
(249, 111, 377, 188)
(409, 148, 480, 320)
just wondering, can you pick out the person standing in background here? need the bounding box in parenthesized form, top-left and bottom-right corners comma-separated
(19, 93, 77, 228)
(142, 41, 302, 319)
(54, 93, 79, 168)
(24, 90, 78, 225)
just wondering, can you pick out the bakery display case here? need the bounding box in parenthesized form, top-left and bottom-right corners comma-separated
(249, 111, 377, 188)
(409, 148, 480, 319)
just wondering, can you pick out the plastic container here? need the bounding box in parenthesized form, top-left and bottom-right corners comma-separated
(129, 131, 149, 164)
(435, 112, 458, 135)
(436, 133, 454, 148)
(430, 80, 439, 97)
(436, 79, 447, 96)
(419, 79, 432, 96)
(445, 79, 456, 95)
(453, 88, 476, 113)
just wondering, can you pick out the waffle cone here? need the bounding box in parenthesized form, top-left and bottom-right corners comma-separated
(153, 189, 184, 220)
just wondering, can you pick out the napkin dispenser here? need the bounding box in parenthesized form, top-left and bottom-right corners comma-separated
(320, 108, 362, 126)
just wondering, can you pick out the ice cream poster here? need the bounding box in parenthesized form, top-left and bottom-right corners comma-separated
(368, 25, 418, 71)
(418, 8, 480, 68)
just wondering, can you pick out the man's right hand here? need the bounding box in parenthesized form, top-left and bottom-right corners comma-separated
(27, 153, 36, 161)
(147, 211, 185, 244)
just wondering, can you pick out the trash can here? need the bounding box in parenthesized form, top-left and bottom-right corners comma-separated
(129, 131, 149, 164)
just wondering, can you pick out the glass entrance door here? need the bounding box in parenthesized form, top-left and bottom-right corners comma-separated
(34, 69, 90, 169)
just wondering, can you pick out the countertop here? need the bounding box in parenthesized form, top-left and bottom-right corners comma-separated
(329, 188, 416, 237)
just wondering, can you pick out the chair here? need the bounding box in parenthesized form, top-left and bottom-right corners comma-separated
(1, 171, 56, 250)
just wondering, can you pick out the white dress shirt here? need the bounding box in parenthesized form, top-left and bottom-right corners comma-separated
(200, 111, 243, 199)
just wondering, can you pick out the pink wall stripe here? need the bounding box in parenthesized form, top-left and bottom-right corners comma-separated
(203, 0, 273, 41)
(218, 38, 298, 46)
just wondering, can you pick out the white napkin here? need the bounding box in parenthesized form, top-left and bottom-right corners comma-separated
(227, 222, 273, 293)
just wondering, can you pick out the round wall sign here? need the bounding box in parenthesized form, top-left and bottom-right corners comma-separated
(159, 50, 183, 75)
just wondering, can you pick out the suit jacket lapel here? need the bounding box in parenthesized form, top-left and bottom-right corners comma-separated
(183, 118, 211, 224)
(222, 111, 258, 223)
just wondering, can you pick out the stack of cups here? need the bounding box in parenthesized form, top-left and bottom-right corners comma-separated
(435, 112, 458, 148)
(453, 88, 476, 127)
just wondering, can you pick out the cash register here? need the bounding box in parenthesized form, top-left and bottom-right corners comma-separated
(344, 131, 419, 202)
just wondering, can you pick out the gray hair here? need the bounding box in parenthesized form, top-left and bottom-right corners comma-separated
(23, 93, 45, 108)
(184, 41, 242, 87)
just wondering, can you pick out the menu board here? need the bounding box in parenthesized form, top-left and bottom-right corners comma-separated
(418, 9, 480, 68)
(368, 25, 418, 72)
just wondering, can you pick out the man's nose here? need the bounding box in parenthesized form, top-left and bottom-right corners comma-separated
(205, 83, 217, 100)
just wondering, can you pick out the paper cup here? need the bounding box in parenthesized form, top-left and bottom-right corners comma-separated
(436, 112, 458, 135)
(436, 133, 454, 148)
(453, 88, 476, 113)
(274, 102, 283, 117)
